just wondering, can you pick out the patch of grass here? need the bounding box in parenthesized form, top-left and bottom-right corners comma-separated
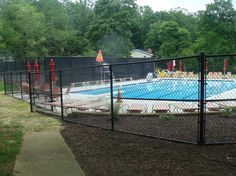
(0, 125, 23, 176)
(0, 81, 3, 92)
(0, 93, 61, 175)
(0, 81, 20, 93)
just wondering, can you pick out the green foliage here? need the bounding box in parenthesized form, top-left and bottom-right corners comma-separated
(159, 113, 176, 121)
(144, 22, 161, 55)
(145, 21, 191, 57)
(0, 0, 236, 60)
(86, 0, 137, 57)
(0, 1, 46, 60)
(195, 0, 236, 54)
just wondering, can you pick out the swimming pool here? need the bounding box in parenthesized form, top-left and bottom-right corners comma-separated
(70, 79, 236, 100)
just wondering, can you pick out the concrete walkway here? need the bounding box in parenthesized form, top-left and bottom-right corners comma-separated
(14, 130, 85, 176)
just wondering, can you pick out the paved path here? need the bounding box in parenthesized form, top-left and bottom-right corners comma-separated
(14, 130, 85, 176)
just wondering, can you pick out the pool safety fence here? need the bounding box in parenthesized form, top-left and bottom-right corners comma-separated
(3, 52, 236, 145)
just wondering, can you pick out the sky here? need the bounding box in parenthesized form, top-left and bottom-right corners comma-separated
(136, 0, 236, 12)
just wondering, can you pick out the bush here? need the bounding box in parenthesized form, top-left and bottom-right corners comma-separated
(159, 113, 176, 120)
(222, 107, 236, 117)
(108, 102, 122, 121)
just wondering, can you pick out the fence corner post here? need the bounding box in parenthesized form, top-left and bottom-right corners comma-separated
(28, 72, 33, 112)
(49, 71, 53, 112)
(198, 52, 206, 145)
(20, 72, 23, 100)
(59, 70, 64, 120)
(109, 64, 114, 130)
(10, 72, 13, 96)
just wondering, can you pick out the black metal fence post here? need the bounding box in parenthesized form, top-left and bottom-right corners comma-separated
(49, 71, 53, 111)
(28, 72, 33, 112)
(198, 52, 206, 145)
(3, 72, 6, 95)
(32, 72, 36, 105)
(10, 72, 13, 96)
(109, 65, 114, 130)
(59, 70, 64, 120)
(20, 72, 23, 100)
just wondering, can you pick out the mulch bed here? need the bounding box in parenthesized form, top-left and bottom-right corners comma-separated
(61, 122, 236, 176)
(65, 113, 236, 144)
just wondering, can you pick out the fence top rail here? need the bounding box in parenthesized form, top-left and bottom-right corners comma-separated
(206, 53, 236, 58)
(3, 69, 29, 74)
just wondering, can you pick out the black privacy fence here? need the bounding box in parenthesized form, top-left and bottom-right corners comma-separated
(0, 60, 44, 72)
(3, 53, 236, 145)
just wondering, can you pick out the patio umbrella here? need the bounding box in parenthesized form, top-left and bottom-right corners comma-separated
(96, 50, 104, 81)
(49, 58, 56, 82)
(26, 61, 31, 82)
(96, 50, 103, 63)
(179, 60, 182, 72)
(172, 60, 175, 72)
(167, 62, 171, 71)
(223, 58, 227, 74)
(34, 61, 40, 81)
(205, 60, 208, 73)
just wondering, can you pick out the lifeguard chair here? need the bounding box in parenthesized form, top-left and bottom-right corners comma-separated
(101, 63, 115, 82)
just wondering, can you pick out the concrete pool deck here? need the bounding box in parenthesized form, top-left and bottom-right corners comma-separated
(12, 78, 236, 115)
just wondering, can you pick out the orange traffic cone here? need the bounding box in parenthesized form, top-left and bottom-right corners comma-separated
(116, 85, 122, 103)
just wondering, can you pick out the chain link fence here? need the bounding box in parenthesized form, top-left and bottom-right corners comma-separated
(204, 54, 236, 144)
(3, 53, 236, 144)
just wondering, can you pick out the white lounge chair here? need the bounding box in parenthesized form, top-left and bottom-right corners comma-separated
(152, 104, 170, 113)
(126, 103, 147, 113)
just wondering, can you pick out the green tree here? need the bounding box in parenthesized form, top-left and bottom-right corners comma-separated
(0, 1, 46, 60)
(144, 22, 161, 55)
(86, 0, 138, 57)
(194, 0, 236, 54)
(0, 19, 6, 53)
(34, 0, 69, 56)
(65, 0, 94, 35)
(158, 21, 191, 57)
(131, 6, 156, 49)
(145, 21, 191, 57)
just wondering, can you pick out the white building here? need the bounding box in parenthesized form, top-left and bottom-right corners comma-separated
(130, 49, 153, 58)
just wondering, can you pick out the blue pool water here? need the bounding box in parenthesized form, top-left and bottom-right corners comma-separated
(70, 79, 236, 100)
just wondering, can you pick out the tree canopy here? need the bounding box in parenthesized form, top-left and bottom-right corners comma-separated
(0, 0, 235, 60)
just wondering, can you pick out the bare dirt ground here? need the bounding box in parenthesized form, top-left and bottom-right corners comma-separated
(61, 122, 236, 176)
